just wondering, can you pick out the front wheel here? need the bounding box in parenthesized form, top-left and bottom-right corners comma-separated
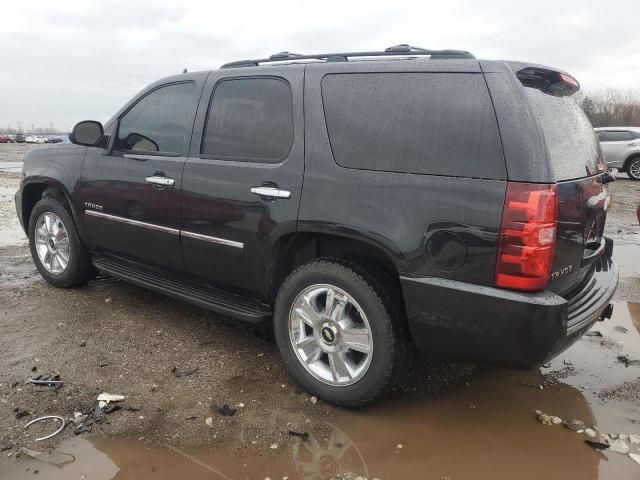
(627, 157, 640, 181)
(28, 196, 95, 288)
(274, 258, 408, 407)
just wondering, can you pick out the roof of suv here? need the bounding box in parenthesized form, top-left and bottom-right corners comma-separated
(220, 44, 476, 69)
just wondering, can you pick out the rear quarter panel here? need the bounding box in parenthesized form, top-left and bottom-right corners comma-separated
(300, 62, 507, 285)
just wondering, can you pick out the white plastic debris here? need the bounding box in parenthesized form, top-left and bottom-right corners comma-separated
(629, 434, 640, 445)
(609, 439, 629, 454)
(97, 392, 125, 409)
(205, 417, 213, 428)
(630, 453, 640, 465)
(270, 443, 278, 449)
(584, 428, 597, 438)
(309, 396, 318, 404)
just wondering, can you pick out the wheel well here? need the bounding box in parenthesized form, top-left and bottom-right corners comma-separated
(21, 184, 67, 228)
(268, 233, 400, 302)
(624, 154, 640, 171)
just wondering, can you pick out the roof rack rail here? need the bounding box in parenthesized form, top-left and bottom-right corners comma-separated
(220, 44, 475, 68)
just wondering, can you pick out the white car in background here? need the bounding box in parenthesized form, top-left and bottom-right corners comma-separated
(595, 127, 640, 180)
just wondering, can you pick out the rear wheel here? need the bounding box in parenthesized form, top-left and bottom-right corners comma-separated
(28, 196, 95, 287)
(274, 258, 408, 407)
(627, 157, 640, 180)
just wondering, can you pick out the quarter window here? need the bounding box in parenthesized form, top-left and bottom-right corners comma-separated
(201, 77, 293, 162)
(115, 82, 196, 154)
(321, 73, 505, 178)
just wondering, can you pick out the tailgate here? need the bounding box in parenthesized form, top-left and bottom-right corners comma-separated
(550, 174, 609, 295)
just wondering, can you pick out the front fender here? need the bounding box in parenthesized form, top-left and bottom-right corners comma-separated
(19, 144, 89, 242)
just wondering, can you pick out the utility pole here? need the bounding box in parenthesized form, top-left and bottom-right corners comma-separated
(17, 121, 22, 133)
(30, 123, 35, 133)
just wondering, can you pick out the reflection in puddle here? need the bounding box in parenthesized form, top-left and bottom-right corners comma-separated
(2, 304, 639, 480)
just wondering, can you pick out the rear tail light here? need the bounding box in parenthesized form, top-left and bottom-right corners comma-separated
(495, 182, 558, 292)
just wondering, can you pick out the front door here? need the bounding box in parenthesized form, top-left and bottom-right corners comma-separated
(78, 78, 204, 271)
(180, 66, 305, 298)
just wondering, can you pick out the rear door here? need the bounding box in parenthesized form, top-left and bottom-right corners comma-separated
(600, 130, 633, 168)
(180, 66, 305, 299)
(521, 87, 609, 296)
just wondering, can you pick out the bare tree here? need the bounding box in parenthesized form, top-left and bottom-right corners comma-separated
(577, 88, 640, 127)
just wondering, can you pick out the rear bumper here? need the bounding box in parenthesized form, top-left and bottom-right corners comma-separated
(400, 254, 618, 368)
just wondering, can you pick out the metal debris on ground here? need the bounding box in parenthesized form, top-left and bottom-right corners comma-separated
(609, 439, 630, 454)
(616, 355, 640, 367)
(24, 416, 66, 442)
(288, 430, 309, 441)
(584, 440, 610, 450)
(14, 407, 30, 419)
(97, 392, 125, 409)
(217, 404, 237, 417)
(27, 374, 63, 390)
(584, 330, 603, 337)
(171, 366, 199, 377)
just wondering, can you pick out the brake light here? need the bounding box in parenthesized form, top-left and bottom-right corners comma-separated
(495, 182, 558, 292)
(516, 67, 580, 97)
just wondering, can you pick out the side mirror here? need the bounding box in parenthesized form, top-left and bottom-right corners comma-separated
(69, 120, 104, 146)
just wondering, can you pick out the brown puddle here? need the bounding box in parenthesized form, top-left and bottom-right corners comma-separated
(2, 303, 640, 480)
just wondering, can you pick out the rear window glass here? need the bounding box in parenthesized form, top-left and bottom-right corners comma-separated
(524, 89, 600, 180)
(321, 73, 505, 179)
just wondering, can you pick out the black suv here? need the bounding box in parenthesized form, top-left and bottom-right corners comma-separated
(16, 46, 618, 406)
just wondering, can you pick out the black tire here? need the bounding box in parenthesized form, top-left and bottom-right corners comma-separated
(625, 156, 640, 181)
(274, 258, 408, 407)
(28, 195, 95, 288)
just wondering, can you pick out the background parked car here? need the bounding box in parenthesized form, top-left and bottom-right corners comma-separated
(595, 127, 640, 180)
(0, 135, 10, 143)
(14, 134, 25, 143)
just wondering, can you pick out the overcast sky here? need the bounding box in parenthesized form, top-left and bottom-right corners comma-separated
(1, 0, 638, 131)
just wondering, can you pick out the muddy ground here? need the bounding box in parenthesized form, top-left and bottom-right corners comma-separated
(1, 143, 639, 479)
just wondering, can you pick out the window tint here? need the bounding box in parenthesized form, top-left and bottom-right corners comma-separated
(115, 82, 195, 154)
(320, 73, 504, 178)
(523, 89, 600, 180)
(202, 78, 293, 162)
(604, 130, 633, 142)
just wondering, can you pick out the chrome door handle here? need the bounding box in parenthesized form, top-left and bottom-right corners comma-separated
(146, 176, 175, 187)
(250, 186, 291, 199)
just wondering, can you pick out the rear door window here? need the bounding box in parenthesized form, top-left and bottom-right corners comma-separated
(604, 130, 633, 142)
(320, 73, 505, 179)
(201, 77, 293, 162)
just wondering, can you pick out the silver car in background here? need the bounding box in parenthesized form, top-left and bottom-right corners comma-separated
(595, 127, 640, 180)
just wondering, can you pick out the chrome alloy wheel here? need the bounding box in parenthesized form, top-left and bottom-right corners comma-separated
(34, 212, 70, 275)
(289, 284, 373, 386)
(629, 159, 640, 180)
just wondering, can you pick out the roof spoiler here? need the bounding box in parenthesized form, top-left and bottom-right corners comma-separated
(516, 66, 580, 97)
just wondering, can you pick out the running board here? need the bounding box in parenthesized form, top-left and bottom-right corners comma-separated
(92, 255, 272, 323)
